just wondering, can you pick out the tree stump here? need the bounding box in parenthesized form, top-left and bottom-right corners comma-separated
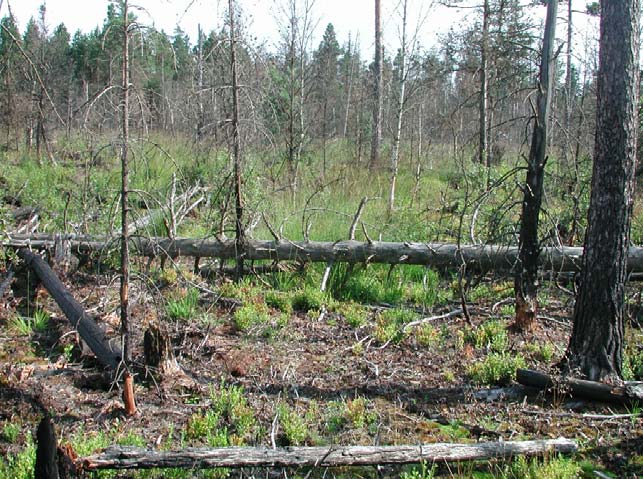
(144, 324, 179, 376)
(35, 416, 59, 479)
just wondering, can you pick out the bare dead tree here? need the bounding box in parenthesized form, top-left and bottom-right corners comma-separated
(120, 0, 132, 362)
(228, 0, 244, 281)
(369, 0, 383, 169)
(513, 0, 558, 332)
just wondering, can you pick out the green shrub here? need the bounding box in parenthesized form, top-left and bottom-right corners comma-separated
(337, 302, 369, 328)
(277, 403, 308, 446)
(232, 302, 271, 332)
(467, 352, 526, 385)
(166, 288, 200, 321)
(264, 290, 293, 314)
(464, 319, 508, 352)
(374, 308, 416, 344)
(292, 287, 327, 312)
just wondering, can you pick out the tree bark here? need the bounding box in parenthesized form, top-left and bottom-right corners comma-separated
(514, 0, 558, 331)
(563, 0, 640, 382)
(80, 439, 577, 471)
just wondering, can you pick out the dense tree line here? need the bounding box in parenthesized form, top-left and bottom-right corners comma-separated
(0, 1, 599, 178)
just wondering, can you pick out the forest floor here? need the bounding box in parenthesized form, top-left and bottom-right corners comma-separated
(0, 254, 641, 478)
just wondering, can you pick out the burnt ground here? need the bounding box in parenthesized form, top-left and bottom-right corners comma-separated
(0, 256, 641, 478)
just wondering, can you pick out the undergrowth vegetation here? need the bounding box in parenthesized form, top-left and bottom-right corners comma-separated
(1, 138, 642, 478)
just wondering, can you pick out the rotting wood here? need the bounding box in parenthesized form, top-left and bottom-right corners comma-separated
(80, 438, 577, 471)
(17, 248, 121, 370)
(516, 369, 643, 404)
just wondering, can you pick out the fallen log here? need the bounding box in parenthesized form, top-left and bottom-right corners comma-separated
(17, 248, 121, 370)
(9, 233, 643, 273)
(516, 369, 643, 405)
(81, 439, 577, 471)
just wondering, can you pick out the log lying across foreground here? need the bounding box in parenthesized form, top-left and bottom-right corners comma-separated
(17, 248, 121, 370)
(81, 439, 577, 471)
(516, 369, 643, 404)
(5, 232, 634, 273)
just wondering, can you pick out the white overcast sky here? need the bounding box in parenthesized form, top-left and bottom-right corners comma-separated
(3, 0, 481, 55)
(3, 1, 596, 58)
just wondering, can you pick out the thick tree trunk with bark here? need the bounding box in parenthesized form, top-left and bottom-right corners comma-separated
(514, 0, 558, 331)
(563, 0, 640, 382)
(80, 439, 577, 471)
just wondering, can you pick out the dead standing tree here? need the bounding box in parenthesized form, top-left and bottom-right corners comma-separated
(513, 0, 557, 331)
(369, 0, 384, 170)
(228, 0, 244, 280)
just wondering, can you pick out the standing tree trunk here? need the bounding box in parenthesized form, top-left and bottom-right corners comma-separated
(229, 0, 244, 281)
(563, 0, 640, 382)
(513, 0, 558, 331)
(369, 0, 383, 169)
(562, 0, 573, 167)
(388, 0, 408, 216)
(120, 0, 131, 362)
(478, 0, 490, 168)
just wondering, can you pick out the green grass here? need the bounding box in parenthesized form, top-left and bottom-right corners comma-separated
(8, 309, 50, 336)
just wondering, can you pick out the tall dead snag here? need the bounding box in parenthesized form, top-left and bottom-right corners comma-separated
(228, 0, 244, 281)
(369, 0, 383, 169)
(513, 0, 558, 331)
(478, 0, 490, 169)
(562, 0, 640, 382)
(120, 0, 131, 361)
(388, 0, 408, 216)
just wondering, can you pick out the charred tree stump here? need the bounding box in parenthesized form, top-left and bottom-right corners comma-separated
(144, 324, 179, 375)
(35, 416, 59, 479)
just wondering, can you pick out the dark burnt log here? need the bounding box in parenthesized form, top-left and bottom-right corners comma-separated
(17, 248, 121, 370)
(516, 368, 643, 404)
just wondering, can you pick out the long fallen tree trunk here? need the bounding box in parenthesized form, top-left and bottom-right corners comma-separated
(8, 233, 643, 273)
(81, 439, 577, 471)
(17, 248, 121, 370)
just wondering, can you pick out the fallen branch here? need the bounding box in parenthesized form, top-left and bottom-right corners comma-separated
(516, 369, 643, 405)
(403, 308, 464, 332)
(80, 439, 577, 471)
(17, 248, 121, 370)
